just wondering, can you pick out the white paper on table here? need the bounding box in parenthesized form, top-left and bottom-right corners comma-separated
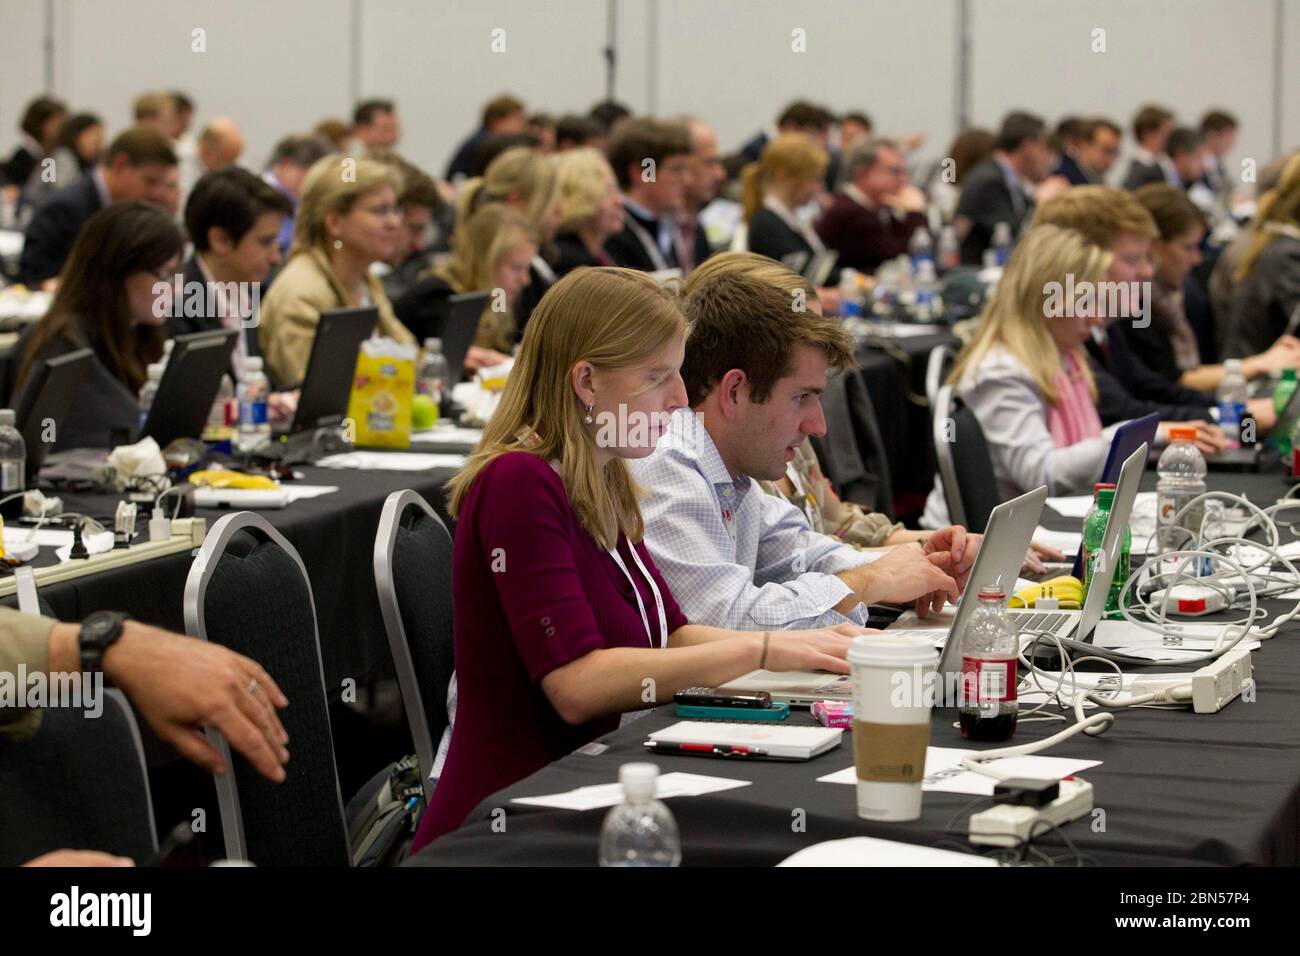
(778, 836, 998, 867)
(1031, 528, 1082, 554)
(1091, 620, 1260, 653)
(867, 322, 949, 339)
(1044, 496, 1095, 518)
(408, 426, 483, 445)
(817, 746, 1101, 796)
(1045, 492, 1155, 522)
(511, 771, 751, 811)
(315, 451, 467, 471)
(283, 484, 339, 502)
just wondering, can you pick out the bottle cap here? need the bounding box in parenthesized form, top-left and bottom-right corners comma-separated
(1092, 482, 1116, 493)
(619, 762, 658, 799)
(425, 338, 443, 352)
(977, 586, 1006, 600)
(0, 409, 13, 427)
(245, 356, 263, 372)
(1169, 426, 1197, 441)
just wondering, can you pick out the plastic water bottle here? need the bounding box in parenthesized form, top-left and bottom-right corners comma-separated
(1274, 369, 1298, 458)
(837, 268, 864, 317)
(208, 374, 235, 431)
(908, 226, 933, 271)
(1215, 358, 1248, 448)
(991, 221, 1013, 266)
(937, 225, 960, 272)
(1156, 427, 1208, 575)
(1083, 484, 1131, 616)
(237, 357, 272, 451)
(958, 587, 1018, 742)
(0, 409, 26, 515)
(138, 362, 164, 431)
(598, 763, 681, 867)
(914, 260, 940, 321)
(418, 338, 450, 403)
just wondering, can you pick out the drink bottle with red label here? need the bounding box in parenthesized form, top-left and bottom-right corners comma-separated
(958, 586, 1018, 742)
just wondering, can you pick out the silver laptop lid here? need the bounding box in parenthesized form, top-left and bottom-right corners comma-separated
(935, 485, 1048, 682)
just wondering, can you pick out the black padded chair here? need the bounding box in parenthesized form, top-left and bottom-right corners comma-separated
(932, 384, 1002, 533)
(925, 342, 957, 410)
(183, 512, 350, 866)
(0, 570, 157, 866)
(812, 368, 895, 518)
(373, 490, 455, 802)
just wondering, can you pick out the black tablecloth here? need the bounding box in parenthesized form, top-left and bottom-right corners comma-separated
(409, 468, 1300, 866)
(2, 464, 458, 688)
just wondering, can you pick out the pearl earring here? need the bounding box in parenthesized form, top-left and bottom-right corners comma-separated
(333, 239, 344, 250)
(583, 404, 594, 425)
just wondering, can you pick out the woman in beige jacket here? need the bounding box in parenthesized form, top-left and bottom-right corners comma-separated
(258, 155, 415, 387)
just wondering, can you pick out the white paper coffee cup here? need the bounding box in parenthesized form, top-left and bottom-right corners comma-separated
(848, 635, 938, 821)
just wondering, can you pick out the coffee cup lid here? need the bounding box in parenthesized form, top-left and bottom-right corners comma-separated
(847, 634, 940, 667)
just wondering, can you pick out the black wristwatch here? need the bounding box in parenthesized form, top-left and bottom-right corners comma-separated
(79, 611, 129, 673)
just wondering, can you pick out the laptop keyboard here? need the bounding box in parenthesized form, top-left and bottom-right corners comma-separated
(1007, 611, 1071, 634)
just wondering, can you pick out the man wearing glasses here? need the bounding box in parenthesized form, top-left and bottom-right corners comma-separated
(814, 138, 929, 275)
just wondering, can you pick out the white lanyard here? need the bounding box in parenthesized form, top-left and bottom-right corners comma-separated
(531, 254, 556, 285)
(622, 211, 670, 272)
(786, 463, 818, 527)
(608, 540, 668, 648)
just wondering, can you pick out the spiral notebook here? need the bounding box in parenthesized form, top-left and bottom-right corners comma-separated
(645, 721, 843, 761)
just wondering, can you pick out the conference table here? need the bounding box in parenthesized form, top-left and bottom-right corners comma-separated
(409, 468, 1300, 867)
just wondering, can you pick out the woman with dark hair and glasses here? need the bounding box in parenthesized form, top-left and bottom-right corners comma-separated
(4, 201, 183, 449)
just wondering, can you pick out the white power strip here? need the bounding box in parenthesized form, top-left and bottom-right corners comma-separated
(968, 779, 1094, 847)
(1130, 648, 1254, 713)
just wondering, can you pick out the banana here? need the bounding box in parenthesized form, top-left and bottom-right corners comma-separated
(1008, 575, 1084, 610)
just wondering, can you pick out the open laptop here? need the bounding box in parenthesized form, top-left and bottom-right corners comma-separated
(1006, 443, 1146, 647)
(278, 306, 379, 435)
(778, 250, 839, 289)
(439, 292, 490, 383)
(13, 347, 92, 483)
(1201, 383, 1300, 471)
(1068, 414, 1158, 576)
(141, 329, 238, 447)
(727, 484, 1050, 707)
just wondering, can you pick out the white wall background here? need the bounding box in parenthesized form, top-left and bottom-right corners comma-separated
(1, 0, 1294, 183)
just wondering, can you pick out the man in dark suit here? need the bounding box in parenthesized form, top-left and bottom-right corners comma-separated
(675, 116, 727, 274)
(1054, 117, 1121, 186)
(175, 166, 297, 418)
(1121, 104, 1177, 190)
(1198, 110, 1238, 199)
(954, 111, 1066, 265)
(603, 117, 692, 273)
(736, 100, 833, 165)
(444, 94, 526, 181)
(174, 167, 289, 339)
(19, 127, 177, 287)
(1166, 127, 1205, 190)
